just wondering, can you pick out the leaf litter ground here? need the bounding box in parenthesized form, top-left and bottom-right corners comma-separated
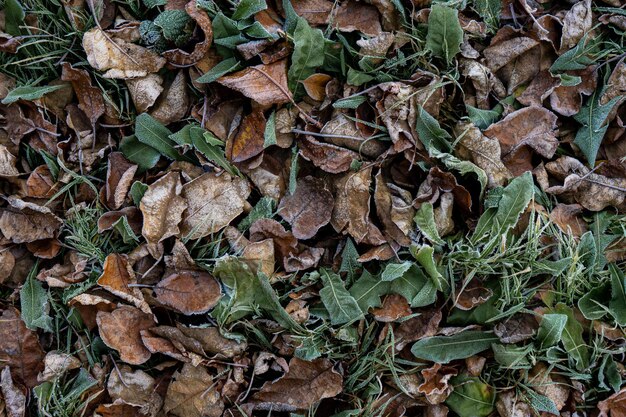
(0, 0, 626, 416)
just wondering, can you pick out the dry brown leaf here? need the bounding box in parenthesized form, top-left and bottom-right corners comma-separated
(146, 324, 246, 358)
(415, 167, 472, 214)
(599, 388, 626, 417)
(251, 357, 343, 412)
(0, 145, 19, 177)
(560, 0, 592, 52)
(544, 156, 626, 212)
(217, 59, 291, 106)
(25, 165, 56, 198)
(93, 403, 142, 417)
(517, 70, 560, 108)
(107, 365, 163, 417)
(394, 308, 442, 351)
(149, 71, 190, 125)
(496, 390, 532, 417)
(292, 0, 333, 25)
(484, 107, 559, 175)
(140, 172, 187, 258)
(98, 207, 143, 235)
(98, 253, 151, 313)
(301, 73, 332, 101)
(163, 363, 224, 417)
(155, 271, 222, 315)
(550, 203, 587, 237)
(96, 306, 154, 365)
(0, 307, 45, 388)
(320, 114, 387, 158)
(180, 172, 251, 240)
(357, 32, 394, 65)
(1, 367, 25, 417)
(549, 67, 597, 117)
(374, 171, 415, 246)
(278, 176, 334, 240)
(82, 27, 166, 79)
(371, 294, 412, 322)
(126, 74, 164, 113)
(601, 57, 626, 108)
(224, 227, 275, 276)
(417, 363, 458, 405)
(455, 283, 493, 311)
(38, 352, 81, 383)
(61, 62, 105, 126)
(0, 196, 62, 244)
(299, 135, 359, 174)
(483, 35, 539, 73)
(226, 110, 266, 163)
(333, 0, 382, 36)
(332, 167, 386, 245)
(494, 314, 538, 344)
(528, 363, 570, 412)
(103, 152, 137, 210)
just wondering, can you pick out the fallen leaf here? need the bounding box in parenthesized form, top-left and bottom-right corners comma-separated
(374, 171, 415, 246)
(484, 107, 559, 175)
(1, 367, 25, 417)
(0, 144, 19, 177)
(180, 172, 251, 240)
(0, 196, 62, 244)
(163, 363, 224, 417)
(495, 390, 532, 417)
(140, 172, 187, 258)
(61, 62, 105, 126)
(455, 121, 512, 188)
(96, 306, 154, 365)
(278, 176, 334, 240)
(82, 27, 166, 79)
(560, 0, 592, 52)
(149, 71, 190, 125)
(226, 110, 266, 163)
(251, 357, 343, 411)
(217, 59, 291, 106)
(394, 308, 442, 351)
(550, 203, 587, 237)
(331, 167, 386, 245)
(549, 67, 597, 117)
(0, 307, 44, 388)
(38, 352, 81, 382)
(418, 363, 458, 405)
(599, 387, 626, 417)
(299, 135, 360, 174)
(494, 314, 538, 344)
(126, 74, 164, 113)
(528, 363, 570, 412)
(25, 165, 56, 198)
(301, 73, 332, 101)
(107, 365, 163, 417)
(155, 271, 222, 315)
(371, 294, 412, 322)
(543, 156, 626, 211)
(98, 253, 151, 313)
(103, 152, 137, 210)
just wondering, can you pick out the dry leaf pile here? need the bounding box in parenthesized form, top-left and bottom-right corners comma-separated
(0, 0, 626, 416)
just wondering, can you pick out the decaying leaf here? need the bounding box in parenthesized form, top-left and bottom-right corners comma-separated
(217, 59, 291, 106)
(0, 196, 62, 244)
(96, 306, 154, 365)
(331, 167, 386, 245)
(1, 366, 25, 417)
(103, 152, 137, 210)
(180, 172, 251, 240)
(163, 363, 224, 417)
(82, 27, 166, 79)
(251, 357, 343, 411)
(38, 351, 81, 382)
(278, 176, 334, 240)
(140, 172, 187, 258)
(0, 308, 44, 388)
(155, 271, 222, 315)
(107, 365, 163, 417)
(98, 253, 150, 313)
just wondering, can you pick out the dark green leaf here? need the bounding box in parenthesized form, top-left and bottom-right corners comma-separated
(319, 269, 364, 325)
(446, 375, 495, 417)
(411, 331, 498, 363)
(288, 18, 325, 98)
(426, 4, 463, 64)
(2, 85, 65, 104)
(536, 314, 567, 348)
(119, 135, 161, 171)
(232, 0, 267, 20)
(196, 58, 241, 83)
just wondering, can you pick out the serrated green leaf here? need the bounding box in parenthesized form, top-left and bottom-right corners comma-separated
(411, 331, 498, 363)
(119, 135, 161, 170)
(573, 92, 621, 166)
(446, 375, 495, 417)
(2, 85, 65, 105)
(288, 18, 325, 98)
(20, 269, 53, 332)
(536, 314, 568, 348)
(232, 0, 267, 20)
(414, 203, 444, 245)
(154, 10, 191, 42)
(319, 269, 364, 325)
(381, 261, 413, 282)
(112, 215, 140, 244)
(426, 4, 463, 64)
(349, 270, 390, 312)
